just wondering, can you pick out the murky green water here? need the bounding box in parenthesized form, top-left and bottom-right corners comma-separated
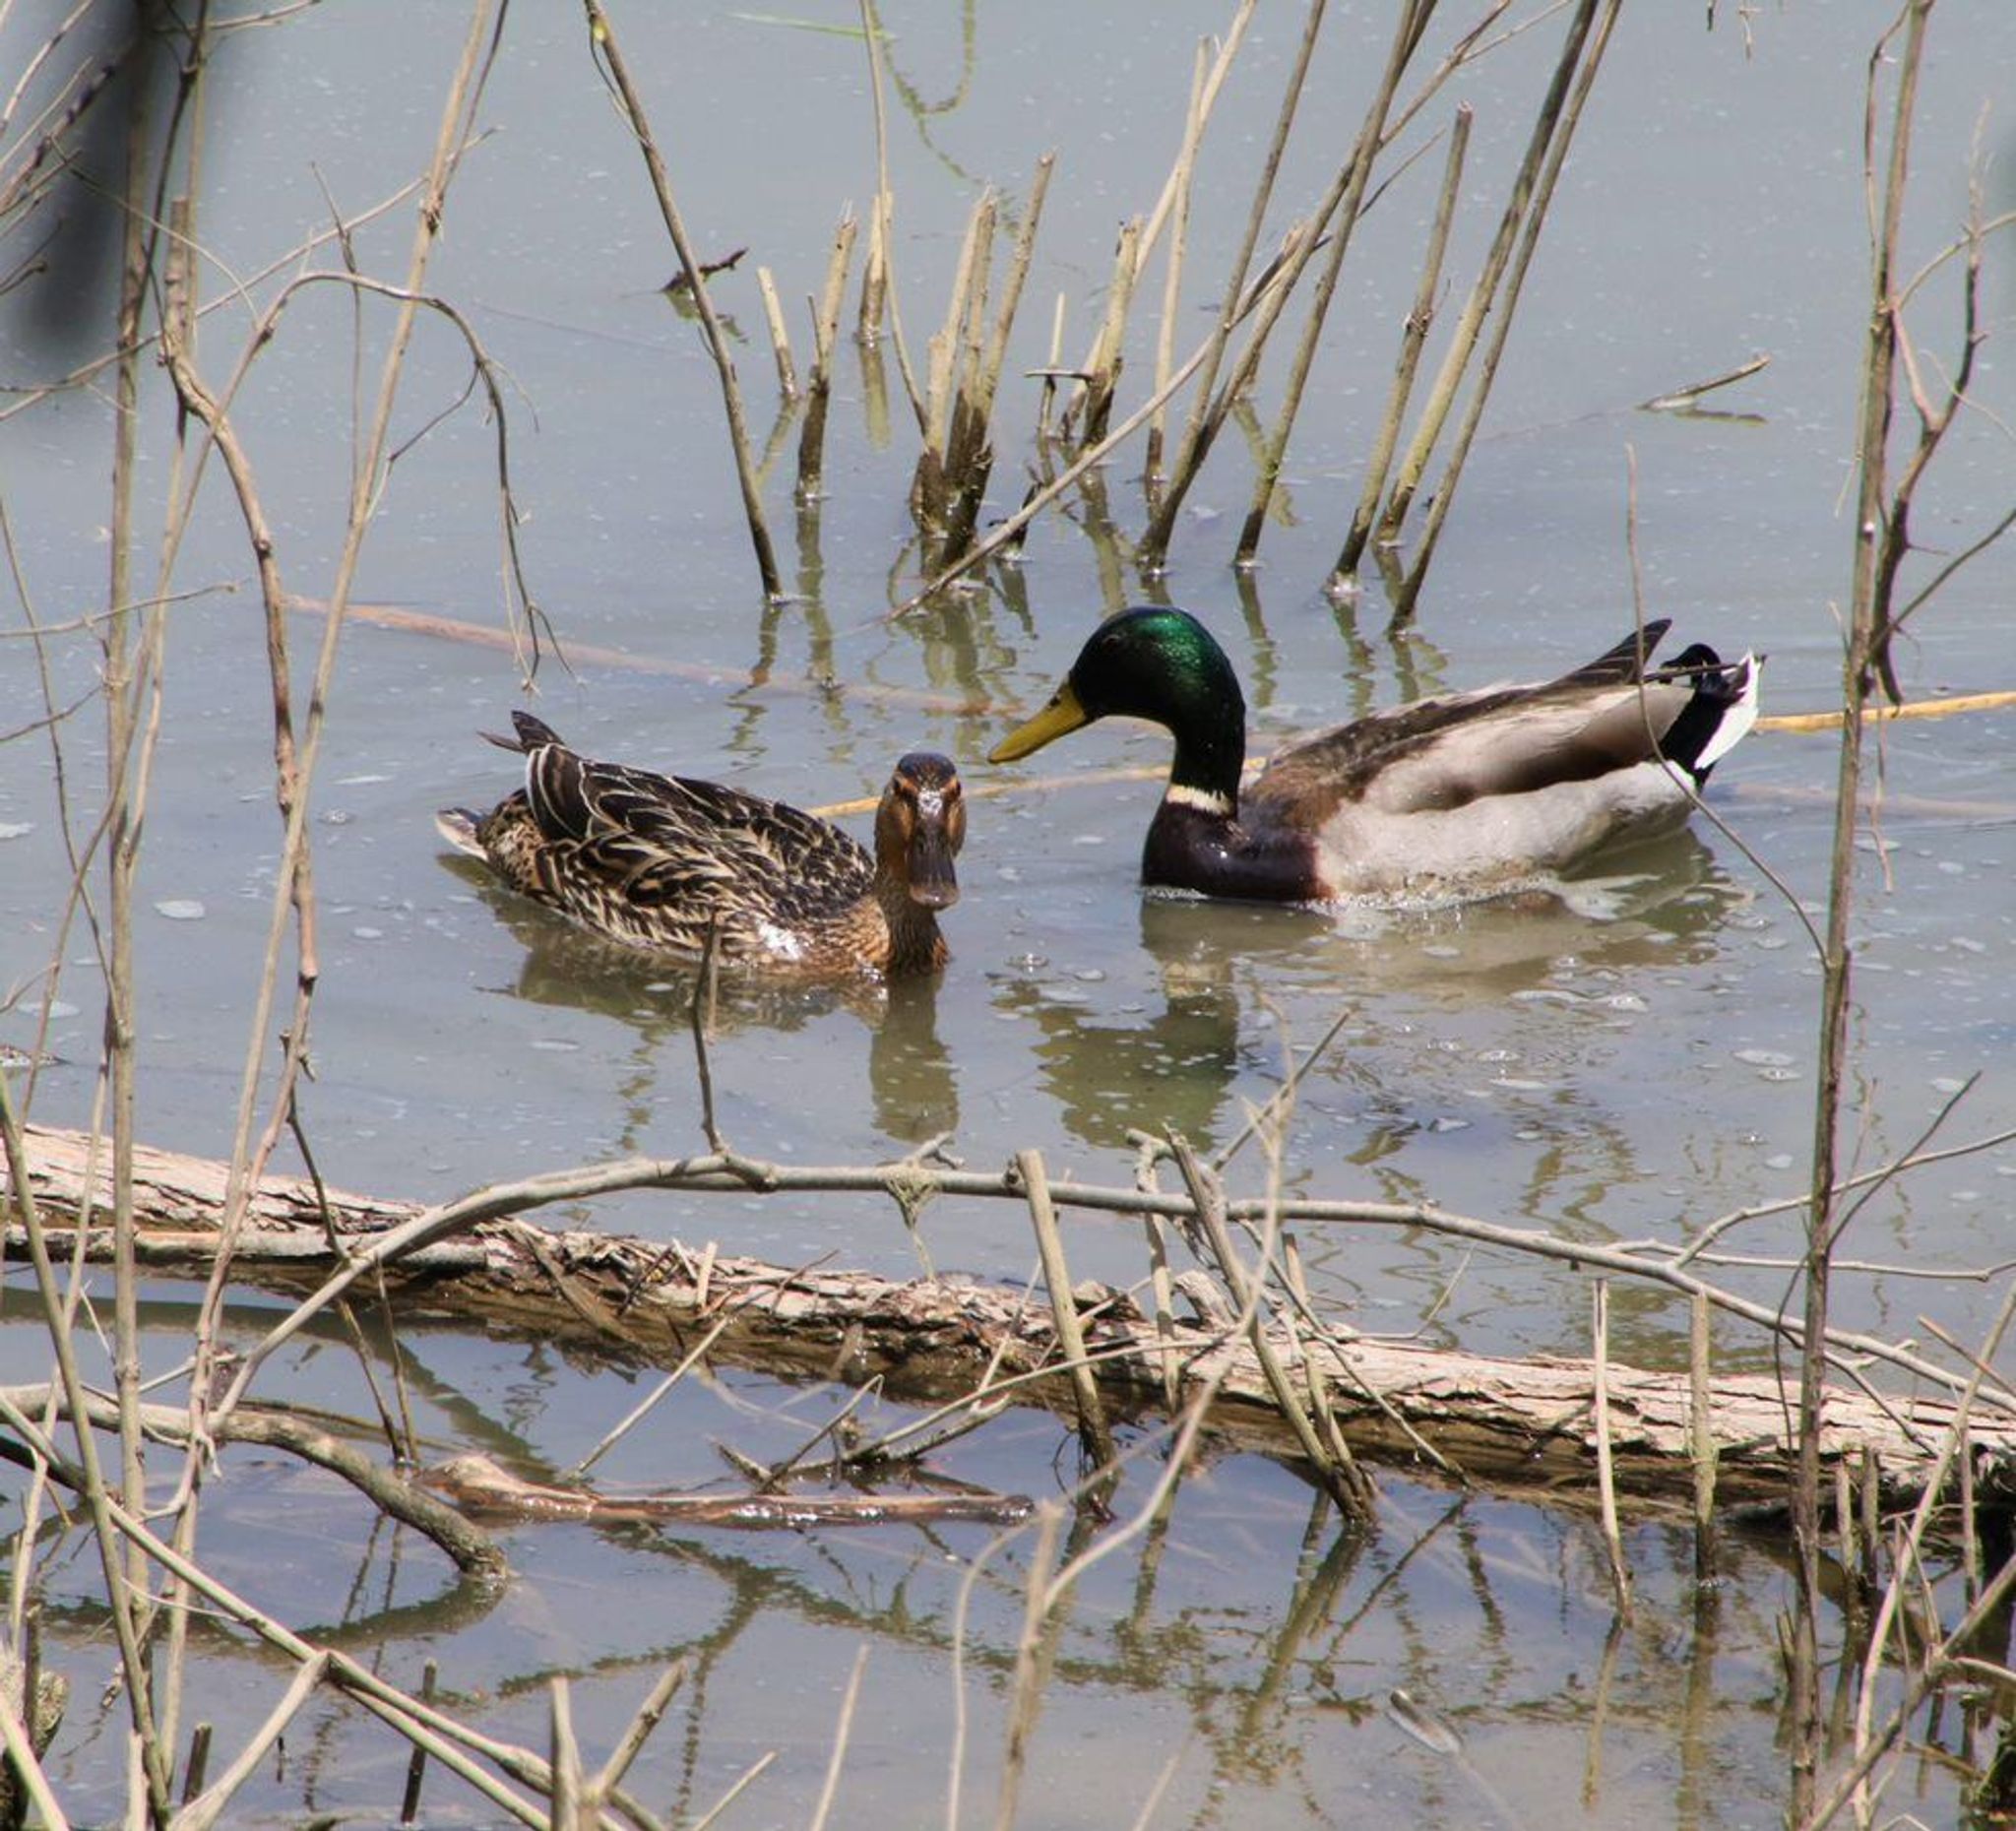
(4, 1, 2015, 1822)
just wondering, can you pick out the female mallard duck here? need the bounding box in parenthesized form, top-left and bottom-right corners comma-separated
(988, 607, 1759, 905)
(438, 713, 965, 979)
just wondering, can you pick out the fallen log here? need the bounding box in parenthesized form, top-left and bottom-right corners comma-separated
(8, 1123, 2015, 1514)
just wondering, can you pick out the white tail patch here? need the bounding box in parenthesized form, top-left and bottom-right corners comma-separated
(1694, 652, 1761, 772)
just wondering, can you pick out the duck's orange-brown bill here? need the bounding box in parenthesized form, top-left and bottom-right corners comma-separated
(905, 812, 961, 909)
(987, 681, 1089, 764)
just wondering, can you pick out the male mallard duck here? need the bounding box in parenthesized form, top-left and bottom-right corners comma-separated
(438, 713, 964, 979)
(988, 607, 1759, 904)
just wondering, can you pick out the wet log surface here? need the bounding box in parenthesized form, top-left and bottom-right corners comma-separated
(10, 1122, 2016, 1513)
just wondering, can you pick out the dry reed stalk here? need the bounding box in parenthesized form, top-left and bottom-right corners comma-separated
(585, 0, 781, 600)
(857, 192, 889, 344)
(1141, 1205, 1183, 1414)
(175, 1655, 331, 1831)
(194, 5, 502, 1456)
(1390, 0, 1617, 621)
(1590, 1281, 1632, 1612)
(991, 1505, 1065, 1831)
(923, 190, 992, 462)
(1015, 1148, 1117, 1472)
(400, 1660, 439, 1823)
(806, 1645, 869, 1831)
(1790, 7, 1933, 1811)
(1036, 290, 1066, 441)
(938, 153, 1054, 557)
(1234, 0, 1434, 567)
(755, 264, 797, 399)
(1689, 1290, 1718, 1582)
(102, 24, 166, 1801)
(1821, 1281, 2016, 1827)
(0, 1073, 168, 1812)
(591, 1661, 688, 1806)
(1072, 217, 1142, 448)
(855, 0, 926, 428)
(566, 1309, 738, 1480)
(894, 239, 1304, 613)
(1138, 0, 1327, 573)
(1281, 1232, 1366, 1495)
(1169, 1135, 1371, 1518)
(1378, 0, 1600, 548)
(1146, 40, 1211, 501)
(1064, 2, 1255, 464)
(1332, 103, 1470, 586)
(795, 212, 858, 502)
(35, 1448, 662, 1829)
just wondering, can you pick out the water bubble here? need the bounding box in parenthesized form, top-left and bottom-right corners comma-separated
(1732, 1048, 1794, 1068)
(155, 899, 206, 921)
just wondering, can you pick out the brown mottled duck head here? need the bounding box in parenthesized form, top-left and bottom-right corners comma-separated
(876, 752, 966, 910)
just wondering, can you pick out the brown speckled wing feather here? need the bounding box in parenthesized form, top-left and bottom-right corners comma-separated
(524, 745, 872, 922)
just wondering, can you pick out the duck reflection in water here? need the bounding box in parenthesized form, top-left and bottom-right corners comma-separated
(992, 827, 1739, 1157)
(439, 859, 959, 1152)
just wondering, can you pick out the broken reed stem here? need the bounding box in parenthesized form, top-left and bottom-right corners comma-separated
(755, 265, 797, 400)
(924, 189, 991, 462)
(592, 1660, 688, 1803)
(1014, 1149, 1117, 1472)
(1590, 1281, 1631, 1613)
(895, 237, 1300, 613)
(690, 918, 724, 1154)
(1380, 0, 1602, 550)
(937, 153, 1053, 558)
(1169, 1134, 1370, 1519)
(1281, 1232, 1369, 1502)
(1142, 1207, 1182, 1415)
(1333, 102, 1470, 586)
(585, 0, 782, 600)
(1147, 38, 1210, 501)
(400, 1660, 439, 1823)
(1689, 1290, 1718, 1582)
(1234, 0, 1430, 568)
(1075, 217, 1141, 448)
(176, 1654, 331, 1831)
(1392, 0, 1617, 623)
(796, 212, 858, 503)
(1139, 0, 1324, 572)
(548, 1678, 586, 1830)
(566, 1307, 737, 1481)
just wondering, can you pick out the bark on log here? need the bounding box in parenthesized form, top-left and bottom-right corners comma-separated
(9, 1124, 2015, 1513)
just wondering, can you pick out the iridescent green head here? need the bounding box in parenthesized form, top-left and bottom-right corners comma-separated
(988, 607, 1247, 797)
